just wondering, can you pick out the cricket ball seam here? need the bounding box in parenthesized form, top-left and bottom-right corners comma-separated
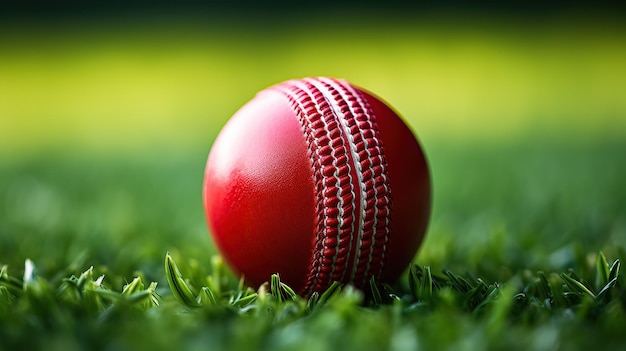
(319, 78, 393, 285)
(274, 77, 393, 295)
(306, 77, 369, 286)
(307, 77, 392, 288)
(274, 81, 356, 294)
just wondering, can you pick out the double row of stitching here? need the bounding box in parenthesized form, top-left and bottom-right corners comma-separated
(305, 78, 365, 286)
(311, 77, 393, 289)
(273, 77, 392, 295)
(339, 81, 392, 283)
(273, 80, 357, 296)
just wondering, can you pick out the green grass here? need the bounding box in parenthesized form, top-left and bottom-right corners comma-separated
(1, 12, 626, 351)
(1, 138, 625, 350)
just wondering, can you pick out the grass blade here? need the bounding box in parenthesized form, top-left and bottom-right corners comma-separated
(231, 293, 257, 309)
(0, 285, 13, 304)
(199, 286, 218, 306)
(536, 271, 551, 300)
(408, 265, 421, 300)
(444, 270, 473, 293)
(317, 281, 342, 307)
(23, 259, 35, 290)
(0, 265, 23, 294)
(306, 291, 320, 312)
(560, 273, 596, 299)
(596, 251, 610, 290)
(420, 266, 434, 302)
(473, 283, 500, 314)
(280, 282, 298, 300)
(270, 274, 283, 302)
(369, 276, 383, 307)
(165, 253, 198, 307)
(608, 259, 621, 282)
(596, 277, 618, 302)
(122, 277, 144, 296)
(147, 282, 161, 307)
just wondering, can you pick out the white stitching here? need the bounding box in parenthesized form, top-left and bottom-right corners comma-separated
(276, 80, 348, 295)
(308, 77, 367, 282)
(273, 77, 392, 292)
(320, 78, 390, 286)
(338, 79, 392, 281)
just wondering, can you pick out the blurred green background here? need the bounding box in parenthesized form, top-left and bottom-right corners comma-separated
(1, 3, 625, 284)
(2, 4, 626, 153)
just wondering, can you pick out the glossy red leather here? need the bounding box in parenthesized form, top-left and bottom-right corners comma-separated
(360, 90, 431, 282)
(203, 78, 431, 295)
(204, 90, 316, 291)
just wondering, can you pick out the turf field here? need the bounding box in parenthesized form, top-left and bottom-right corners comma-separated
(1, 10, 626, 350)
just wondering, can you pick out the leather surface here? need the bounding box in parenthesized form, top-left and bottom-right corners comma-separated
(204, 89, 317, 291)
(360, 89, 431, 282)
(204, 80, 431, 294)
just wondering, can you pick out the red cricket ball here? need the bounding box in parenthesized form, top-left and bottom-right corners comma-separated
(203, 77, 430, 296)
